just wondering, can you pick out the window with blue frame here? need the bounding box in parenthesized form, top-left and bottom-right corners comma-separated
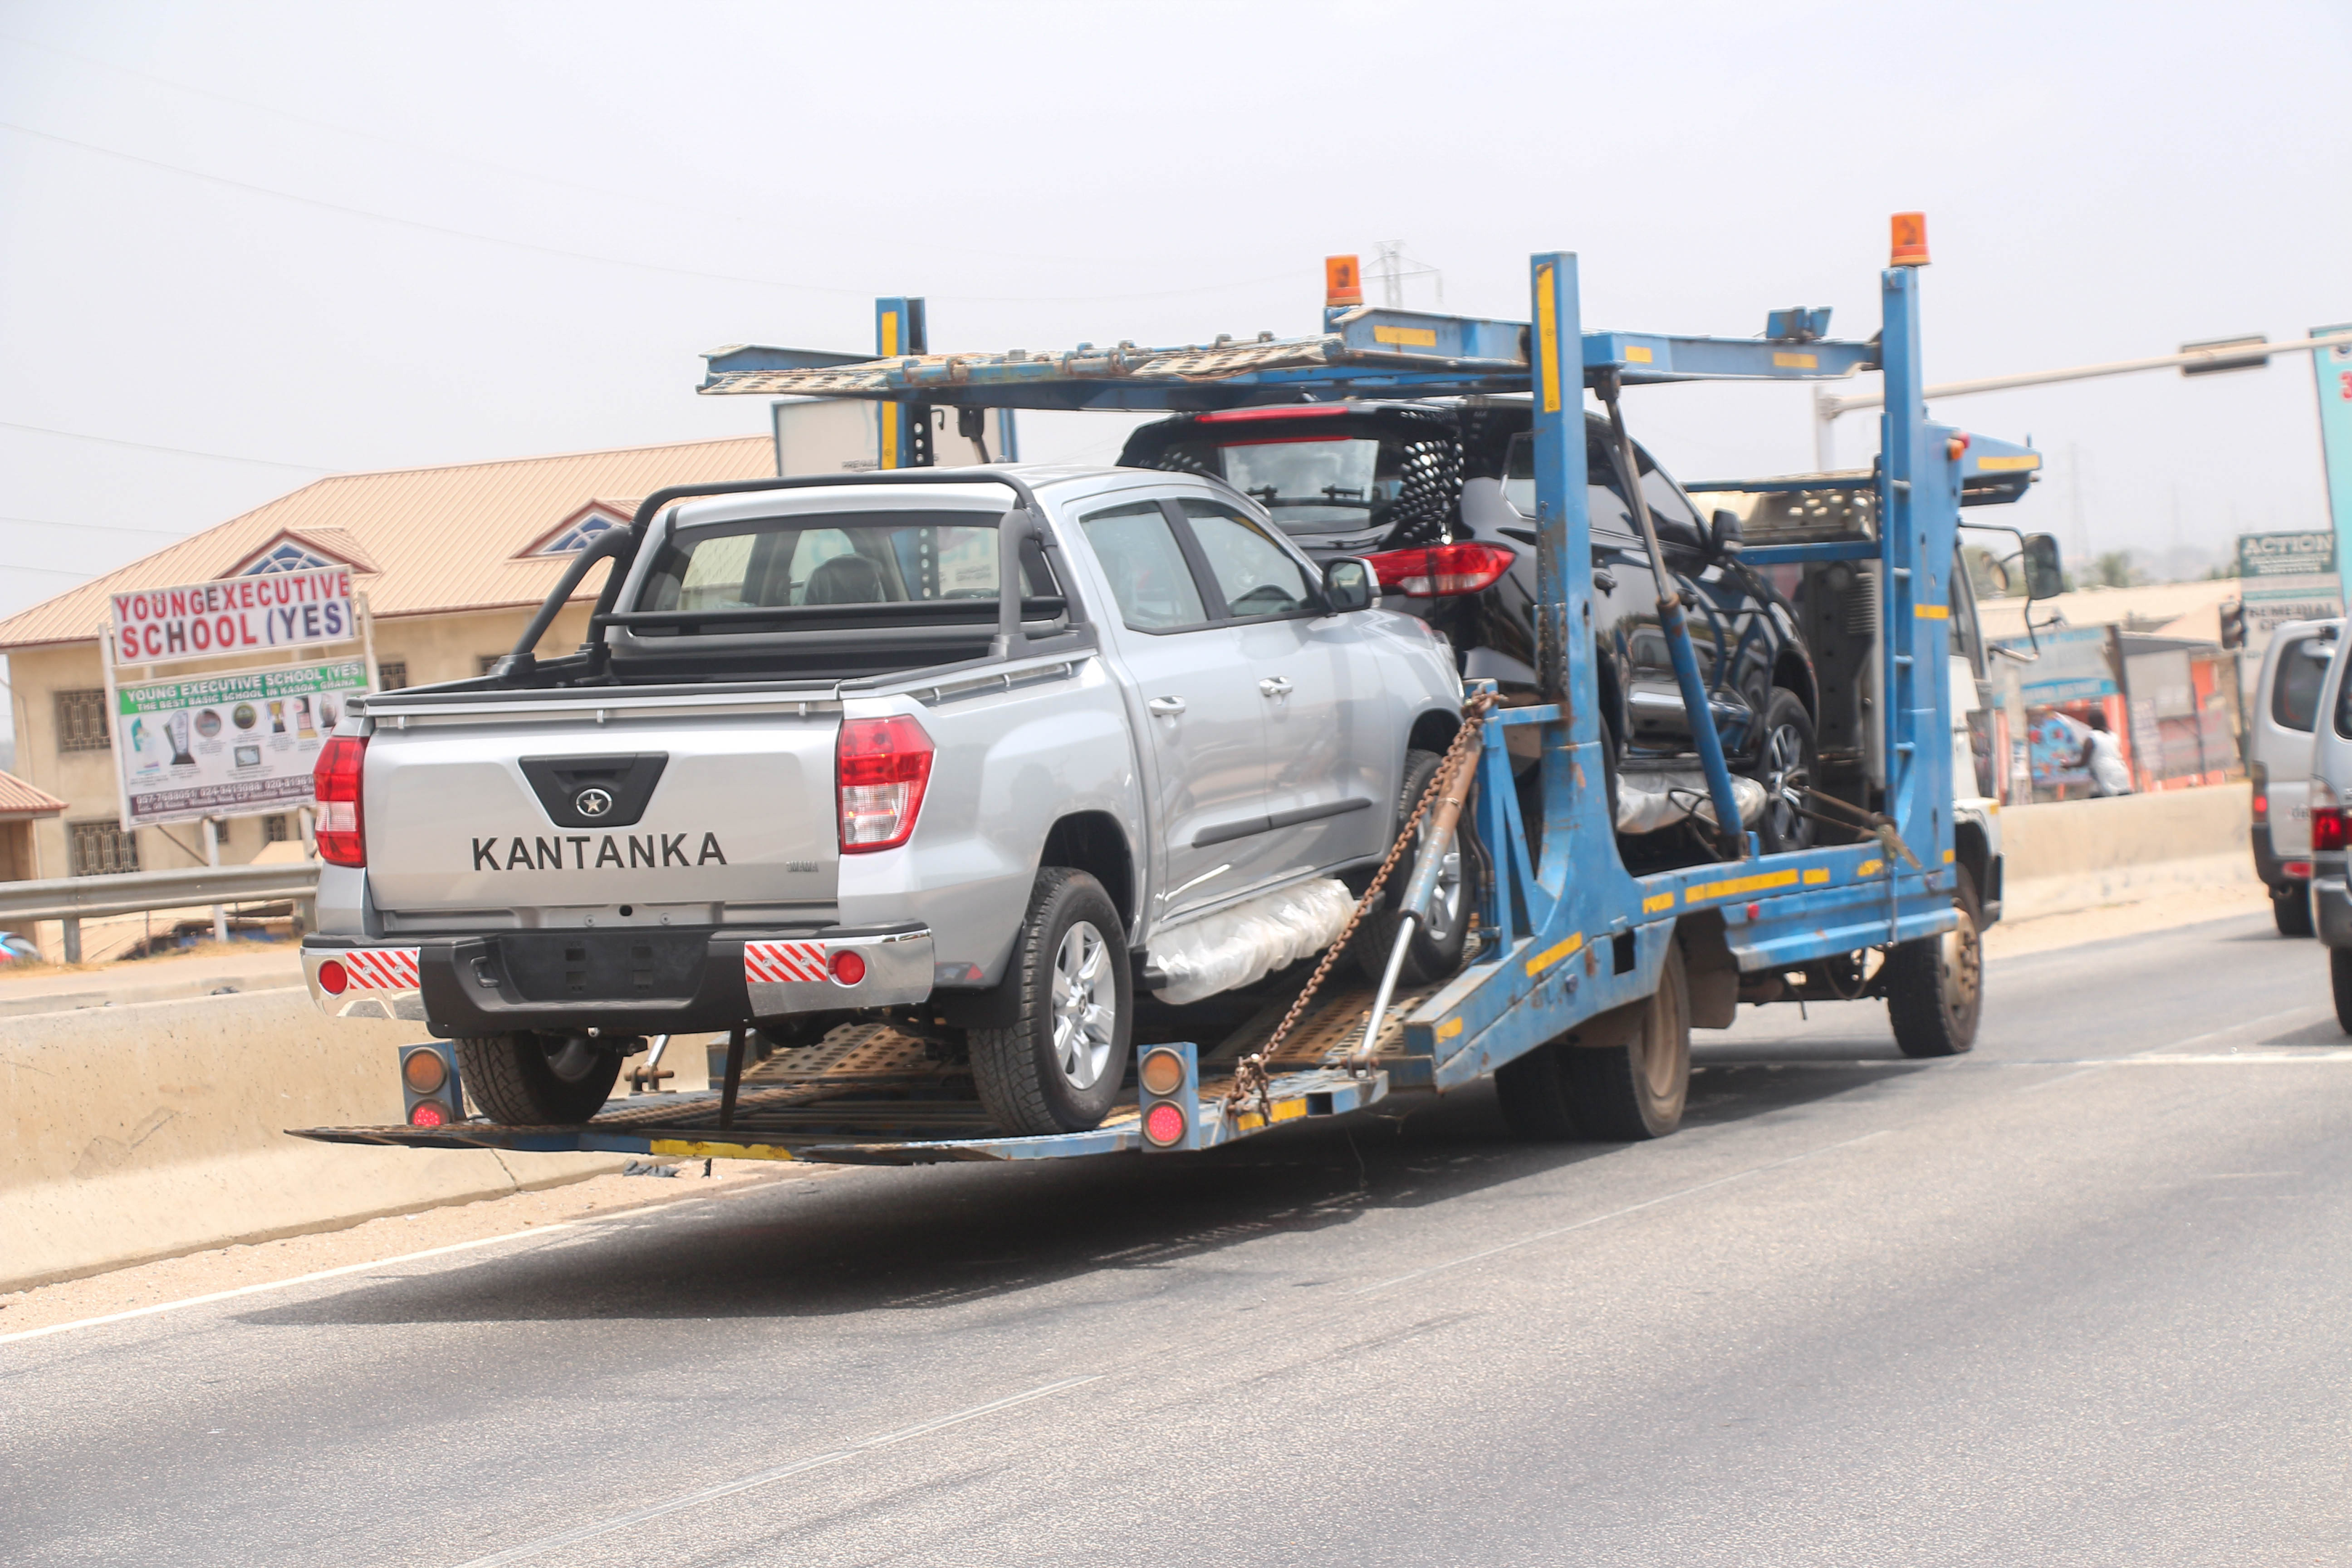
(537, 513, 621, 555)
(242, 542, 340, 575)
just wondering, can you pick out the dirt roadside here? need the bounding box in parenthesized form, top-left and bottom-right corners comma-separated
(0, 880, 2280, 1341)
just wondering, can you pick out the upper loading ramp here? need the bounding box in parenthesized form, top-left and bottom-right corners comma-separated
(698, 304, 1885, 411)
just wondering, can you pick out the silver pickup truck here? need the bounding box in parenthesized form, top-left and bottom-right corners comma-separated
(301, 467, 1462, 1135)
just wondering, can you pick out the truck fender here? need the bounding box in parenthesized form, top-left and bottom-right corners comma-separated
(1677, 910, 1739, 1029)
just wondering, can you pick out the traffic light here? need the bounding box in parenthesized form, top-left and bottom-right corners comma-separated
(1136, 1041, 1203, 1152)
(399, 1042, 464, 1128)
(2219, 600, 2247, 650)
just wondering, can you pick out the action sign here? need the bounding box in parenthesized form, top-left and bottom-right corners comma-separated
(113, 658, 369, 827)
(110, 567, 356, 662)
(2237, 531, 2337, 578)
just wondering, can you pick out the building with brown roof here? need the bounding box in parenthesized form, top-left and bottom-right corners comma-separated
(0, 435, 775, 881)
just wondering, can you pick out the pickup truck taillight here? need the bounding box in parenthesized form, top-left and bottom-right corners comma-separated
(1361, 542, 1516, 597)
(314, 735, 368, 866)
(838, 716, 934, 853)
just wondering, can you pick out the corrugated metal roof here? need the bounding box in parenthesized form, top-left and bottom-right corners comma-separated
(0, 436, 777, 651)
(0, 769, 68, 817)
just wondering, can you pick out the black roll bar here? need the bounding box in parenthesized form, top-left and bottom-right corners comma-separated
(502, 467, 1074, 669)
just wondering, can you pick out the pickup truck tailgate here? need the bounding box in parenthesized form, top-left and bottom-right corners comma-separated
(362, 705, 840, 923)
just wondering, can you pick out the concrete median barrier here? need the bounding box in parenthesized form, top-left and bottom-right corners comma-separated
(0, 987, 621, 1291)
(1999, 784, 2254, 921)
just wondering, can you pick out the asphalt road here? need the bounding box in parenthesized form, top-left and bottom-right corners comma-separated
(9, 910, 2350, 1567)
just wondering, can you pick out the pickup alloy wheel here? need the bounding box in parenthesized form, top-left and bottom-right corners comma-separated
(1354, 748, 1475, 988)
(971, 867, 1132, 1135)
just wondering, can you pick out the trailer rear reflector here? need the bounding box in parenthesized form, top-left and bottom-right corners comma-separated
(317, 958, 348, 995)
(829, 949, 867, 986)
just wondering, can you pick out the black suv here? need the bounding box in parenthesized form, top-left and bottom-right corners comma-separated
(1119, 400, 1820, 853)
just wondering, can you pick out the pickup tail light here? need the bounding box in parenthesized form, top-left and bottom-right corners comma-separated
(2313, 777, 2346, 852)
(314, 735, 368, 867)
(1362, 542, 1516, 597)
(838, 716, 935, 853)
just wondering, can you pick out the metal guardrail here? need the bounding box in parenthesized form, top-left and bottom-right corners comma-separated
(0, 862, 321, 959)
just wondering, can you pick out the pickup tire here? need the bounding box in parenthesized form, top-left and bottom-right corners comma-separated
(455, 1032, 621, 1125)
(1354, 748, 1474, 989)
(971, 867, 1132, 1135)
(1887, 865, 1983, 1058)
(2275, 883, 2316, 938)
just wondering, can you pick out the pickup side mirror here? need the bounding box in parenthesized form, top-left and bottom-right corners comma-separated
(1323, 557, 1377, 613)
(2022, 533, 2065, 600)
(1709, 508, 1744, 560)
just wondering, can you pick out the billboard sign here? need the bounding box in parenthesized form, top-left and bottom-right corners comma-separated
(110, 566, 356, 663)
(2237, 530, 2336, 578)
(2318, 323, 2352, 603)
(113, 658, 369, 827)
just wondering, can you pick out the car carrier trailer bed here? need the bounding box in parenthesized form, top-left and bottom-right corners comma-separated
(294, 219, 2059, 1167)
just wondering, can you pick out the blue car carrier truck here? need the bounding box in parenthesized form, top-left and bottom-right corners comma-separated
(295, 215, 2059, 1166)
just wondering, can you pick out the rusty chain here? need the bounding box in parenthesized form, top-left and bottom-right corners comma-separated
(1225, 688, 1499, 1118)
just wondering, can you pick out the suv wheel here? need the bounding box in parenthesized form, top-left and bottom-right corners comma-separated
(971, 868, 1132, 1135)
(454, 1032, 621, 1125)
(1753, 687, 1816, 854)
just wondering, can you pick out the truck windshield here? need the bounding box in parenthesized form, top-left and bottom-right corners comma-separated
(638, 510, 1046, 613)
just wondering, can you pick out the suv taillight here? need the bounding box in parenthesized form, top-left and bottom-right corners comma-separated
(2250, 761, 2269, 825)
(2314, 809, 2347, 853)
(1361, 542, 1516, 597)
(314, 735, 367, 867)
(838, 716, 934, 853)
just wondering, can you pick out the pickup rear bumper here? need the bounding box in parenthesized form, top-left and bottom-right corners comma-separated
(300, 924, 933, 1034)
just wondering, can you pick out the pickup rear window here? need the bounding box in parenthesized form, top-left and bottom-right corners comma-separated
(640, 509, 1050, 613)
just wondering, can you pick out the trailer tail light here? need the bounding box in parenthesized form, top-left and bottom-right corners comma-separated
(1137, 1042, 1201, 1151)
(838, 716, 934, 853)
(399, 1043, 460, 1128)
(829, 948, 867, 986)
(1362, 542, 1516, 597)
(316, 958, 349, 995)
(314, 735, 368, 867)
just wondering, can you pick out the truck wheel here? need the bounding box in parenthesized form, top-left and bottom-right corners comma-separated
(1753, 687, 1816, 854)
(1887, 865, 1982, 1058)
(1560, 940, 1691, 1140)
(2275, 884, 2316, 938)
(454, 1032, 621, 1125)
(2332, 950, 2352, 1034)
(1354, 748, 1473, 988)
(971, 867, 1132, 1136)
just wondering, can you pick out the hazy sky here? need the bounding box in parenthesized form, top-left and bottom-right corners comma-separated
(3, 0, 2346, 733)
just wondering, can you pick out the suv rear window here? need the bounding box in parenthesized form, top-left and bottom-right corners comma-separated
(2277, 635, 2332, 732)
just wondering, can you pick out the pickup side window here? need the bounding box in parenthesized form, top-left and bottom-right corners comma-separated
(1079, 501, 1209, 632)
(1175, 499, 1318, 620)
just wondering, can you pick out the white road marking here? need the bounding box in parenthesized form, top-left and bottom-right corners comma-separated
(1349, 1130, 1891, 1298)
(449, 1376, 1101, 1567)
(0, 1225, 587, 1348)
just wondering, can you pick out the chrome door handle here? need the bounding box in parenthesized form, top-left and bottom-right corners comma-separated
(1259, 677, 1293, 698)
(1148, 696, 1186, 716)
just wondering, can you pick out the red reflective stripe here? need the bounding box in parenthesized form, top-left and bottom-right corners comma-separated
(743, 941, 827, 985)
(338, 947, 420, 990)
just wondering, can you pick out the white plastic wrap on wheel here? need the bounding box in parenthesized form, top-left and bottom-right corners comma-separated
(1616, 771, 1768, 836)
(1149, 877, 1356, 1006)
